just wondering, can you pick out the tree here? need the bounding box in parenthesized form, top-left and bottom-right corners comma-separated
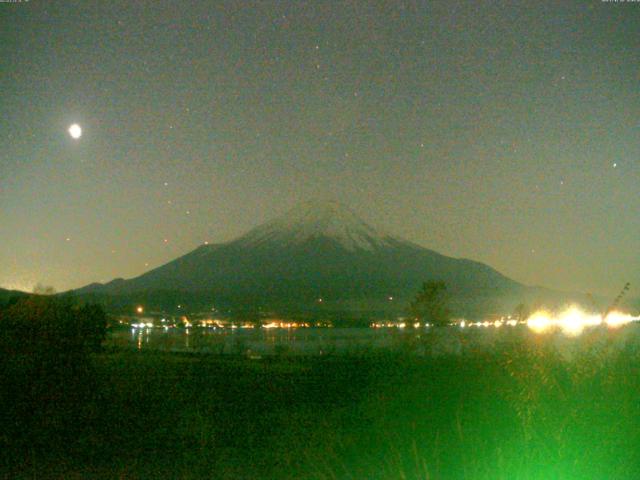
(32, 283, 56, 295)
(0, 297, 107, 452)
(409, 281, 451, 327)
(77, 303, 108, 352)
(0, 297, 107, 357)
(513, 303, 530, 322)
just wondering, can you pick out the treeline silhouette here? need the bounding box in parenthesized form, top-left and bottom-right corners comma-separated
(0, 296, 107, 471)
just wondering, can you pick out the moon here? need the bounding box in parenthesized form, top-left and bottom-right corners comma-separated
(68, 123, 82, 139)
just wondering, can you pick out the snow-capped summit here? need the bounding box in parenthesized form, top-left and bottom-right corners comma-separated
(237, 200, 395, 251)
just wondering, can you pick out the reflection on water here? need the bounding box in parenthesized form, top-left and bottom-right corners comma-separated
(114, 323, 640, 357)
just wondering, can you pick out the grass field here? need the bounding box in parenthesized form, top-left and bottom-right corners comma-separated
(3, 329, 640, 479)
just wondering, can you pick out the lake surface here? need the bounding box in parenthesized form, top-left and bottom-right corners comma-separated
(108, 323, 640, 357)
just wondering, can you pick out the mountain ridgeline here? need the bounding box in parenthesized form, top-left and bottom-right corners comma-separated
(73, 201, 528, 317)
(0, 288, 30, 305)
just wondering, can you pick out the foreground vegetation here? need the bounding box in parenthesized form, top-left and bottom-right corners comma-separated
(2, 298, 640, 479)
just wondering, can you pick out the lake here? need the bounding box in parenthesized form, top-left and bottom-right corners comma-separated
(108, 322, 640, 357)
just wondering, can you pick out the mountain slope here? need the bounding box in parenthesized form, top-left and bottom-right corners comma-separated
(0, 288, 30, 304)
(73, 201, 525, 313)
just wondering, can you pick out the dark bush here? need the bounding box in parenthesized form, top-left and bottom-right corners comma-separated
(0, 296, 106, 357)
(0, 297, 107, 465)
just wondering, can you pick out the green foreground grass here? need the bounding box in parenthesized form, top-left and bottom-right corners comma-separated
(3, 332, 640, 479)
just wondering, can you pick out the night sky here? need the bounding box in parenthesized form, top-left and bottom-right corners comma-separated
(1, 1, 638, 296)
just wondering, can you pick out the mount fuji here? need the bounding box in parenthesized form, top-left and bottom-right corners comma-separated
(73, 201, 526, 315)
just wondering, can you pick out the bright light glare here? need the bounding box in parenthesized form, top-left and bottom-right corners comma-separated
(527, 311, 553, 334)
(557, 306, 599, 337)
(605, 311, 640, 328)
(526, 305, 639, 336)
